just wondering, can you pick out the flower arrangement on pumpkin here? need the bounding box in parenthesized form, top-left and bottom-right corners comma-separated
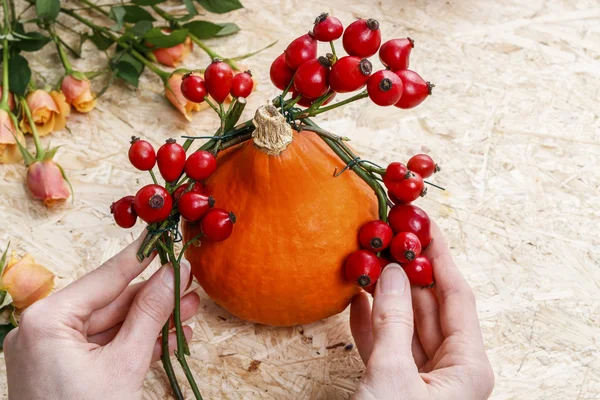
(109, 12, 441, 399)
(1, 0, 268, 205)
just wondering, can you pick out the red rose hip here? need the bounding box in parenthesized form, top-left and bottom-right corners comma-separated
(345, 250, 382, 287)
(402, 255, 434, 287)
(204, 58, 233, 103)
(367, 70, 403, 106)
(293, 57, 330, 99)
(185, 150, 217, 181)
(394, 70, 434, 109)
(173, 182, 206, 202)
(270, 53, 295, 90)
(312, 13, 343, 42)
(180, 74, 207, 103)
(128, 137, 156, 171)
(358, 220, 393, 252)
(379, 38, 414, 70)
(342, 19, 381, 58)
(231, 71, 254, 99)
(178, 192, 214, 221)
(110, 195, 137, 228)
(157, 138, 186, 183)
(390, 232, 422, 263)
(387, 171, 426, 204)
(134, 184, 173, 223)
(329, 56, 372, 93)
(285, 33, 317, 70)
(407, 154, 439, 179)
(387, 204, 432, 248)
(201, 208, 236, 241)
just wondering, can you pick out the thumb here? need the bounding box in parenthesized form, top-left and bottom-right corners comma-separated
(370, 263, 415, 360)
(112, 260, 191, 361)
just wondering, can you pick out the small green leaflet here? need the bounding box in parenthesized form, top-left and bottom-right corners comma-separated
(8, 55, 31, 96)
(35, 0, 60, 22)
(132, 0, 166, 5)
(127, 20, 153, 38)
(183, 21, 239, 39)
(195, 0, 243, 14)
(143, 28, 188, 48)
(13, 32, 52, 52)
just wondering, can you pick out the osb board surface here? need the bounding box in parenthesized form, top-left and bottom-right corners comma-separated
(1, 0, 599, 398)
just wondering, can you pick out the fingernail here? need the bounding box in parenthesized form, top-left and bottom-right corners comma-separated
(378, 264, 407, 295)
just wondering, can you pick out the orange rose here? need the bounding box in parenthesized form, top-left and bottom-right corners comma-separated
(0, 109, 25, 164)
(1, 253, 55, 309)
(26, 160, 70, 206)
(61, 74, 96, 113)
(19, 90, 70, 136)
(165, 73, 208, 121)
(153, 36, 193, 67)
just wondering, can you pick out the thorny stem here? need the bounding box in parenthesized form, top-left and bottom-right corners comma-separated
(1, 0, 10, 109)
(151, 5, 240, 71)
(48, 26, 74, 74)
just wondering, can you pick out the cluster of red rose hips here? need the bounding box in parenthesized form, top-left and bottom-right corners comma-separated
(180, 58, 254, 104)
(110, 137, 236, 242)
(345, 154, 439, 292)
(270, 13, 433, 108)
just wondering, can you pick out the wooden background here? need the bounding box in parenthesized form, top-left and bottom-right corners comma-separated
(1, 0, 599, 398)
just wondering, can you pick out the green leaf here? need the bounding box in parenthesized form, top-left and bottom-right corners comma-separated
(127, 20, 153, 37)
(195, 0, 243, 14)
(122, 5, 156, 23)
(86, 29, 113, 50)
(109, 6, 126, 31)
(13, 31, 52, 52)
(0, 324, 15, 349)
(35, 0, 60, 22)
(116, 61, 142, 87)
(215, 22, 240, 37)
(182, 20, 222, 39)
(8, 54, 31, 96)
(181, 0, 198, 15)
(143, 28, 188, 48)
(0, 292, 13, 310)
(132, 0, 165, 4)
(117, 53, 144, 74)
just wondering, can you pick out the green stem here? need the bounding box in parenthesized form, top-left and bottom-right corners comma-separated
(329, 41, 336, 58)
(61, 8, 170, 82)
(77, 0, 110, 17)
(223, 97, 246, 132)
(149, 169, 158, 184)
(1, 39, 9, 108)
(151, 5, 240, 71)
(295, 90, 369, 119)
(301, 118, 388, 221)
(20, 97, 44, 158)
(48, 26, 73, 74)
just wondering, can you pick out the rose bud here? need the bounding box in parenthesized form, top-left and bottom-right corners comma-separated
(1, 253, 55, 309)
(0, 109, 25, 164)
(26, 160, 70, 206)
(151, 33, 193, 67)
(19, 90, 70, 136)
(0, 85, 15, 111)
(165, 73, 208, 121)
(61, 74, 97, 113)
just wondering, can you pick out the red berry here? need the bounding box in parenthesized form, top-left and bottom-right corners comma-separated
(402, 255, 434, 287)
(358, 220, 393, 252)
(284, 33, 317, 70)
(407, 154, 439, 179)
(134, 184, 172, 223)
(291, 89, 336, 108)
(204, 58, 233, 103)
(390, 232, 422, 263)
(173, 182, 205, 203)
(201, 208, 236, 241)
(329, 56, 372, 93)
(230, 71, 254, 98)
(367, 70, 403, 106)
(388, 191, 402, 205)
(342, 19, 381, 58)
(270, 53, 295, 91)
(345, 250, 382, 287)
(157, 138, 186, 183)
(179, 192, 215, 221)
(180, 74, 206, 103)
(379, 38, 414, 70)
(312, 13, 343, 42)
(387, 171, 426, 204)
(110, 195, 137, 228)
(394, 70, 434, 109)
(185, 150, 216, 181)
(128, 137, 156, 171)
(382, 162, 408, 191)
(387, 204, 432, 248)
(293, 57, 330, 99)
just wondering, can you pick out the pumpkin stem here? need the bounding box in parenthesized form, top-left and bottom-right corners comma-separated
(252, 105, 293, 155)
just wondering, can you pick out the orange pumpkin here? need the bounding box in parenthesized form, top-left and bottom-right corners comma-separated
(183, 106, 378, 326)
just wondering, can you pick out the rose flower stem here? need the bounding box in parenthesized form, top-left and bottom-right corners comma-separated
(157, 239, 204, 400)
(301, 118, 389, 221)
(47, 25, 73, 74)
(151, 5, 240, 71)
